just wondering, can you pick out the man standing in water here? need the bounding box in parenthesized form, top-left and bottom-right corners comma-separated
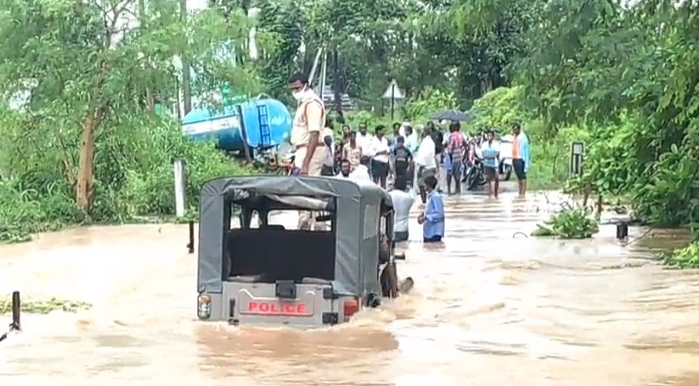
(390, 176, 414, 242)
(512, 123, 530, 197)
(480, 129, 501, 198)
(289, 72, 325, 229)
(417, 175, 444, 243)
(445, 121, 466, 195)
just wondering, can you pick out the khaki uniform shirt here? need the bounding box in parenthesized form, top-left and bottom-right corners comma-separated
(290, 93, 325, 148)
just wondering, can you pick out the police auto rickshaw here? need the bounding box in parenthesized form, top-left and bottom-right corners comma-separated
(195, 176, 404, 327)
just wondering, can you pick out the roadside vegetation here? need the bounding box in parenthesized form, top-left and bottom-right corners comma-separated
(0, 0, 696, 267)
(531, 208, 599, 239)
(0, 297, 92, 315)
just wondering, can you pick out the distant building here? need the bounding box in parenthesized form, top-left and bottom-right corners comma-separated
(317, 87, 354, 111)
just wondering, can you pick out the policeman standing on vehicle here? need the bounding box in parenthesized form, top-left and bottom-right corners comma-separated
(289, 72, 326, 229)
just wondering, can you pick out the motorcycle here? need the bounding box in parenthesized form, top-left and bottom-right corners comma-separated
(459, 140, 485, 190)
(260, 148, 299, 175)
(463, 156, 487, 191)
(278, 149, 299, 175)
(498, 134, 514, 181)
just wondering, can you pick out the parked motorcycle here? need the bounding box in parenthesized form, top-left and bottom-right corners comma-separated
(498, 135, 514, 181)
(462, 151, 488, 191)
(279, 150, 299, 175)
(464, 157, 487, 190)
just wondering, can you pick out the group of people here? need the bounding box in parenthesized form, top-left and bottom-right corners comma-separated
(287, 71, 530, 241)
(287, 72, 446, 242)
(462, 123, 530, 198)
(325, 120, 446, 243)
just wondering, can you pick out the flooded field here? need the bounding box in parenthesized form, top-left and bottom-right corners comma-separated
(1, 190, 698, 386)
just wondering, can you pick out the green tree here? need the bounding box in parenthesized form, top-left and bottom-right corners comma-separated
(0, 0, 261, 242)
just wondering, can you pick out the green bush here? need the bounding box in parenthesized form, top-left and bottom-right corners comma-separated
(662, 242, 699, 269)
(531, 207, 599, 239)
(0, 112, 254, 243)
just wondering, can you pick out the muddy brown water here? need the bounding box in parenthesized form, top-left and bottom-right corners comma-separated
(1, 190, 698, 386)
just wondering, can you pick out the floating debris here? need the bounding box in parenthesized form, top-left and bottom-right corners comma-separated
(0, 297, 92, 314)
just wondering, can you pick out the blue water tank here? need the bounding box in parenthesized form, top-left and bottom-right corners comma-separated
(181, 98, 292, 151)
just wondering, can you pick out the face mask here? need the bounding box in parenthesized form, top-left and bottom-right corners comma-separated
(292, 87, 307, 101)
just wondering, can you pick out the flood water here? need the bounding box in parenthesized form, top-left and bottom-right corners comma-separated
(1, 189, 698, 386)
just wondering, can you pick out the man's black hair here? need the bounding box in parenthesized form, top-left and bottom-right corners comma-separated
(424, 175, 438, 190)
(393, 122, 401, 128)
(512, 122, 521, 129)
(340, 158, 350, 165)
(394, 175, 408, 191)
(375, 125, 385, 134)
(449, 120, 460, 132)
(358, 121, 367, 127)
(288, 72, 308, 85)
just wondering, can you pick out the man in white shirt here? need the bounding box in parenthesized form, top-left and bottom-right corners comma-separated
(335, 159, 352, 178)
(415, 130, 437, 203)
(355, 122, 373, 156)
(349, 156, 372, 181)
(321, 129, 335, 176)
(389, 176, 415, 242)
(369, 125, 391, 188)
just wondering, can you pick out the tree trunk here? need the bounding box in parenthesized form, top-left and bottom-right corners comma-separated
(75, 109, 102, 211)
(179, 0, 192, 114)
(331, 49, 344, 122)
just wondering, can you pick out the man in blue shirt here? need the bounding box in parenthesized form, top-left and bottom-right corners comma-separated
(479, 129, 500, 198)
(417, 175, 445, 243)
(403, 125, 419, 154)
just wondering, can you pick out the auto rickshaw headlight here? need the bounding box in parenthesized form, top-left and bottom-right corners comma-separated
(197, 294, 212, 319)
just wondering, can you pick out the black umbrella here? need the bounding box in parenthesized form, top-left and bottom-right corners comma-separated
(430, 109, 473, 122)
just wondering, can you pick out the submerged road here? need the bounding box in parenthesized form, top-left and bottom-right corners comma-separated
(1, 190, 698, 386)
